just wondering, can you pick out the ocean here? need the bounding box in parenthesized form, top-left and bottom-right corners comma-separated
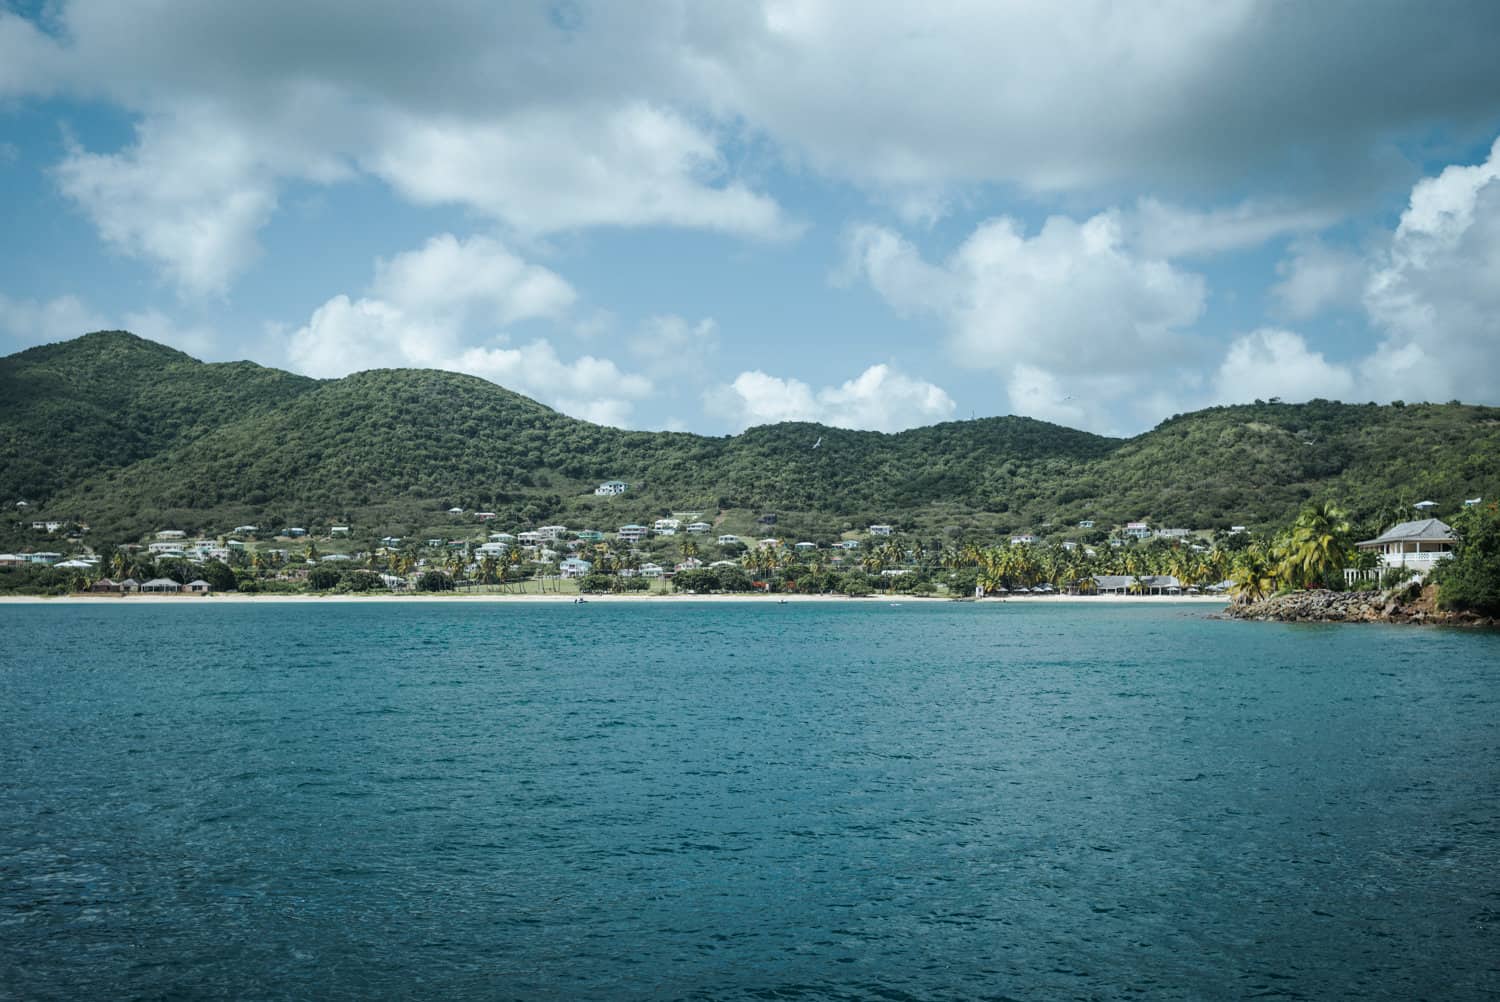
(2, 600, 1497, 999)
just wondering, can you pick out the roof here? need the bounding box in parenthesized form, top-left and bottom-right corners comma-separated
(1358, 518, 1456, 546)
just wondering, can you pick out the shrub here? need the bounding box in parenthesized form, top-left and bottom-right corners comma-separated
(1435, 503, 1500, 615)
(416, 570, 454, 592)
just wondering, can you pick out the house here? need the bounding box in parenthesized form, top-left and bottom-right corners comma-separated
(638, 562, 665, 578)
(1124, 521, 1151, 539)
(321, 553, 352, 562)
(717, 534, 740, 546)
(653, 518, 681, 535)
(537, 525, 569, 541)
(477, 542, 508, 557)
(447, 507, 465, 515)
(26, 552, 62, 564)
(617, 524, 649, 543)
(595, 480, 628, 496)
(1154, 528, 1191, 540)
(835, 540, 860, 550)
(575, 530, 604, 542)
(87, 577, 118, 593)
(685, 522, 712, 534)
(141, 578, 181, 594)
(1091, 575, 1135, 594)
(1062, 541, 1078, 551)
(675, 557, 704, 571)
(1138, 575, 1182, 595)
(186, 579, 213, 594)
(120, 578, 141, 593)
(491, 533, 516, 543)
(232, 525, 259, 535)
(1010, 534, 1038, 545)
(517, 531, 544, 546)
(559, 557, 593, 578)
(869, 524, 893, 536)
(1413, 500, 1438, 511)
(155, 529, 186, 540)
(1229, 525, 1247, 534)
(330, 525, 350, 536)
(1464, 497, 1482, 506)
(1077, 520, 1095, 529)
(284, 527, 307, 538)
(757, 538, 781, 549)
(31, 520, 64, 532)
(381, 536, 403, 547)
(0, 553, 26, 567)
(475, 512, 497, 521)
(148, 541, 187, 554)
(1346, 518, 1456, 584)
(794, 541, 817, 551)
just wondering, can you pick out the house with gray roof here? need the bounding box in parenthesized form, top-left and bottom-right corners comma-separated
(1346, 518, 1456, 584)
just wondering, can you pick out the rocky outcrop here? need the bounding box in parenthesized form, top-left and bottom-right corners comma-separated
(1223, 585, 1496, 627)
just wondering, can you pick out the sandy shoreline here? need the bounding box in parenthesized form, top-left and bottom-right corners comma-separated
(0, 592, 1229, 606)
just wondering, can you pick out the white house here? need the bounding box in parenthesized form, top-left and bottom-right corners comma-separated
(794, 541, 817, 551)
(1464, 497, 1482, 506)
(685, 522, 712, 534)
(617, 524, 649, 543)
(1229, 525, 1247, 534)
(447, 506, 465, 515)
(835, 540, 860, 550)
(517, 531, 544, 546)
(757, 538, 781, 549)
(595, 481, 628, 496)
(475, 512, 497, 521)
(1346, 518, 1456, 584)
(1413, 500, 1438, 511)
(155, 529, 186, 540)
(717, 534, 740, 546)
(1124, 522, 1151, 539)
(330, 525, 350, 536)
(1077, 520, 1095, 529)
(537, 525, 569, 542)
(491, 532, 517, 543)
(638, 562, 665, 578)
(675, 557, 704, 571)
(1154, 528, 1191, 540)
(559, 557, 593, 578)
(869, 524, 894, 536)
(231, 525, 259, 535)
(1010, 534, 1038, 545)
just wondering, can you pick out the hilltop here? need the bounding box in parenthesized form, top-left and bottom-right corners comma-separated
(5, 331, 1499, 543)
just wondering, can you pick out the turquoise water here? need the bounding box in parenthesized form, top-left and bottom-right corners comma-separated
(2, 601, 1498, 1000)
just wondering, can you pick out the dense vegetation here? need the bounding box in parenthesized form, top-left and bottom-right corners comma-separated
(1434, 502, 1500, 615)
(5, 332, 1500, 546)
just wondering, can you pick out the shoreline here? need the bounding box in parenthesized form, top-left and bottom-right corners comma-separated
(0, 592, 1230, 606)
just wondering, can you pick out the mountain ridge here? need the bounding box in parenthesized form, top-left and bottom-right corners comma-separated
(6, 331, 1499, 541)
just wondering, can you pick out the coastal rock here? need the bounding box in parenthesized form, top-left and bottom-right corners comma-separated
(1224, 587, 1496, 627)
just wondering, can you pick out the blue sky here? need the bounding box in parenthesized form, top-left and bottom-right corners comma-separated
(3, 1, 1499, 436)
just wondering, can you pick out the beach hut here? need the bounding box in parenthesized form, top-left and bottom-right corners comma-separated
(120, 578, 141, 593)
(186, 579, 213, 594)
(89, 578, 120, 593)
(141, 578, 181, 594)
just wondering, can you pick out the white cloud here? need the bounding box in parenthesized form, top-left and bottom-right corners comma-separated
(370, 104, 796, 240)
(1213, 328, 1354, 403)
(54, 111, 281, 298)
(0, 293, 107, 345)
(847, 212, 1206, 431)
(628, 314, 719, 381)
(1361, 138, 1500, 402)
(283, 232, 653, 426)
(1270, 238, 1366, 319)
(706, 363, 955, 432)
(1128, 197, 1337, 259)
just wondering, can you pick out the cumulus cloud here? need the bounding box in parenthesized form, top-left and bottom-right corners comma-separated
(705, 363, 955, 432)
(1360, 138, 1500, 402)
(847, 212, 1207, 431)
(1270, 238, 1367, 319)
(283, 233, 652, 426)
(1212, 328, 1355, 403)
(0, 293, 108, 345)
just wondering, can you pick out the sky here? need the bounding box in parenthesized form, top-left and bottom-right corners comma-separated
(2, 1, 1499, 437)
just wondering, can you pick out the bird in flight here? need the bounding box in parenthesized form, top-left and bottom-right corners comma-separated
(812, 436, 823, 449)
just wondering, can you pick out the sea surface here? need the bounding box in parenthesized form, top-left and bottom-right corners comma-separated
(2, 601, 1498, 1000)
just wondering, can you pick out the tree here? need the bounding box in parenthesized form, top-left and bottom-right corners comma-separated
(1435, 502, 1500, 615)
(1280, 500, 1353, 588)
(306, 565, 342, 590)
(416, 569, 454, 592)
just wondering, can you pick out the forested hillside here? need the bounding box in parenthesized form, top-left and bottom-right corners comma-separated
(6, 332, 1499, 542)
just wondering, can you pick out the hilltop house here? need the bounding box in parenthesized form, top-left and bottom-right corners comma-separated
(575, 530, 604, 542)
(653, 518, 680, 535)
(1346, 518, 1456, 584)
(1077, 520, 1095, 529)
(869, 524, 893, 536)
(330, 525, 350, 536)
(685, 522, 712, 534)
(717, 534, 740, 546)
(155, 530, 186, 540)
(595, 480, 628, 496)
(1155, 528, 1191, 540)
(1010, 534, 1038, 545)
(1124, 522, 1151, 539)
(617, 524, 649, 544)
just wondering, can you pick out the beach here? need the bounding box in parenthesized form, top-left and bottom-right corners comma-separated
(0, 591, 1230, 605)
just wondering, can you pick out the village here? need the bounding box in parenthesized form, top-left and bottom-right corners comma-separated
(0, 480, 1477, 600)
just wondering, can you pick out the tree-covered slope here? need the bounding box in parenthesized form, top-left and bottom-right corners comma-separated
(8, 333, 1500, 540)
(0, 331, 317, 504)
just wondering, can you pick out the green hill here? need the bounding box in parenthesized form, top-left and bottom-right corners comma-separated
(7, 332, 1499, 543)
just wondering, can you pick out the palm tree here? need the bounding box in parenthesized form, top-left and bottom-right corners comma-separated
(1281, 500, 1353, 588)
(1230, 543, 1279, 604)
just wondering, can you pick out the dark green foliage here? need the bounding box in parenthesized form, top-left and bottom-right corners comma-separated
(7, 335, 1500, 542)
(416, 570, 454, 592)
(196, 559, 238, 592)
(306, 566, 343, 591)
(671, 565, 755, 593)
(1435, 502, 1500, 615)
